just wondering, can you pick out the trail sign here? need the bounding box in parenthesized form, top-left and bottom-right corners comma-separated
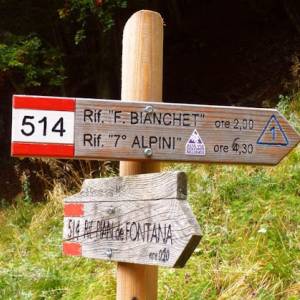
(11, 95, 300, 164)
(62, 172, 202, 268)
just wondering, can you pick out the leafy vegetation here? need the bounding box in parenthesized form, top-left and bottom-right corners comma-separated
(58, 0, 127, 44)
(0, 1, 300, 298)
(2, 0, 300, 202)
(0, 98, 298, 299)
(0, 34, 65, 92)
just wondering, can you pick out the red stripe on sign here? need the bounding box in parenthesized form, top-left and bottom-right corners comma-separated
(11, 142, 74, 158)
(13, 95, 75, 111)
(63, 242, 82, 256)
(64, 204, 84, 217)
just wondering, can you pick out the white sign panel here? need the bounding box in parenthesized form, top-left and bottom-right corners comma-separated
(12, 109, 74, 144)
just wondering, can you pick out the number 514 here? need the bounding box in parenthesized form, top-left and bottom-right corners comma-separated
(21, 116, 66, 137)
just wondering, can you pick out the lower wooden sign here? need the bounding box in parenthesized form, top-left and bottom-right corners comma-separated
(63, 172, 202, 267)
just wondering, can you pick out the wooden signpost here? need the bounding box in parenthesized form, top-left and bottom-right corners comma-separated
(11, 95, 300, 165)
(63, 172, 201, 268)
(9, 9, 300, 300)
(117, 11, 163, 300)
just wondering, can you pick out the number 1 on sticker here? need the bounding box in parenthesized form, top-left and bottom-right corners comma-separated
(270, 126, 275, 140)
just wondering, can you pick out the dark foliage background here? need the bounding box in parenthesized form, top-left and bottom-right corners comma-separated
(1, 0, 300, 201)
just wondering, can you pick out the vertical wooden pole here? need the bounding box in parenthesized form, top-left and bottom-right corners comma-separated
(117, 10, 163, 300)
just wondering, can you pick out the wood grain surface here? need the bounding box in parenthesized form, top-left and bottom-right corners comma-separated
(11, 95, 300, 165)
(117, 10, 163, 300)
(74, 98, 300, 165)
(63, 172, 202, 268)
(64, 171, 187, 203)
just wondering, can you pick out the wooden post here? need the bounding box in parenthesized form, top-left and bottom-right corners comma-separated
(117, 10, 163, 300)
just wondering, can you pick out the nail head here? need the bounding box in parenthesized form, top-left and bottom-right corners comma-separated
(106, 248, 112, 258)
(144, 148, 153, 157)
(144, 105, 154, 114)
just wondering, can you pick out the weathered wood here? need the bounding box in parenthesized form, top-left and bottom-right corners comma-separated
(73, 100, 300, 164)
(11, 95, 300, 164)
(63, 172, 202, 268)
(64, 171, 187, 203)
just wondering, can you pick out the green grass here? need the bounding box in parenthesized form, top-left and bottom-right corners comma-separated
(0, 186, 116, 300)
(0, 147, 299, 299)
(162, 147, 300, 299)
(0, 97, 299, 299)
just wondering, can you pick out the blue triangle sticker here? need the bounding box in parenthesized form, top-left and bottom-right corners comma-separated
(257, 115, 289, 146)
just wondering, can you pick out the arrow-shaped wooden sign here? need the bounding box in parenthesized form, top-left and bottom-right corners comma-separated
(11, 95, 300, 164)
(62, 171, 202, 267)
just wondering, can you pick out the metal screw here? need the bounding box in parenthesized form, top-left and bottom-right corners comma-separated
(107, 207, 115, 214)
(144, 105, 154, 114)
(144, 148, 153, 157)
(106, 248, 112, 259)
